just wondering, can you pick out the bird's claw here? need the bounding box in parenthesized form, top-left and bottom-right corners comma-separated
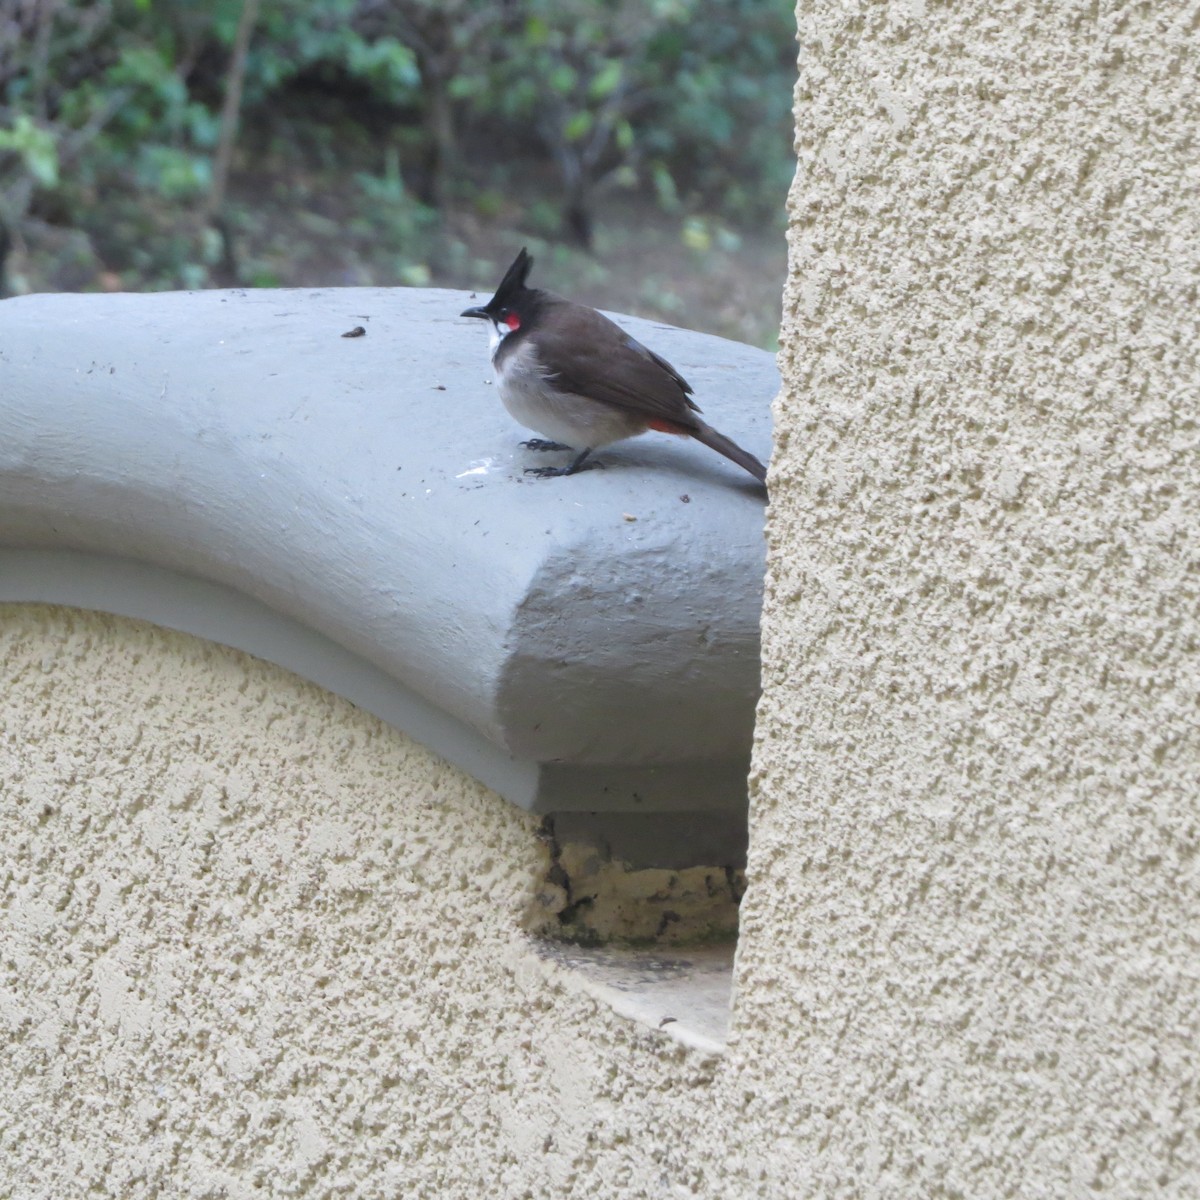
(524, 461, 604, 479)
(520, 438, 572, 452)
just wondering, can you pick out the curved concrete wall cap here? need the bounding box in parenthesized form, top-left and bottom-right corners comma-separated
(0, 287, 773, 823)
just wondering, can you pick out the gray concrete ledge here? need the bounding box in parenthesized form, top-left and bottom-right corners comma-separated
(0, 287, 773, 862)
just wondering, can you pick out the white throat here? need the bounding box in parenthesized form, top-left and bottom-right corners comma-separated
(487, 319, 511, 358)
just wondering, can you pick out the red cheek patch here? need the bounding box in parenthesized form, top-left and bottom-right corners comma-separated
(504, 313, 521, 331)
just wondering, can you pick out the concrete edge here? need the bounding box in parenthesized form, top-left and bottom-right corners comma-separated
(0, 550, 749, 860)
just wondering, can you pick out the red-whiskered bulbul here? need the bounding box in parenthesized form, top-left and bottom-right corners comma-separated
(461, 248, 768, 485)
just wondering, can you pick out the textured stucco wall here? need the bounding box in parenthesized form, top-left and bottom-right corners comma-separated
(740, 0, 1198, 1195)
(4, 3, 1198, 1197)
(1, 605, 742, 1198)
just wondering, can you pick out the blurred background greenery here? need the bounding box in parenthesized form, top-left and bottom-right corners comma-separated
(0, 0, 796, 347)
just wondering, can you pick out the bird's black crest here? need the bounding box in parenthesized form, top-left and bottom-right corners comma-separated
(491, 248, 534, 307)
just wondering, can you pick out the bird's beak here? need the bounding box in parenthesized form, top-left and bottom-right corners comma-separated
(460, 305, 489, 319)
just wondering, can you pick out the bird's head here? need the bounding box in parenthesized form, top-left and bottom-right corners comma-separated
(461, 247, 539, 348)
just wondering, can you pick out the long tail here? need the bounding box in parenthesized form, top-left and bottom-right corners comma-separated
(690, 419, 768, 484)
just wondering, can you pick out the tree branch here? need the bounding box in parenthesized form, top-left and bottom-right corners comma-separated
(204, 0, 260, 225)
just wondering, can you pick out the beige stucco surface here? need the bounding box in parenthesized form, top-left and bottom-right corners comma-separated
(3, 2, 1198, 1197)
(2, 605, 741, 1197)
(739, 0, 1198, 1195)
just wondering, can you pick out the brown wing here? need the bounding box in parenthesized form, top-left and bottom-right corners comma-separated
(530, 301, 703, 427)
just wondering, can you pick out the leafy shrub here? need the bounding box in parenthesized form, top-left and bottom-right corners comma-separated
(0, 0, 795, 296)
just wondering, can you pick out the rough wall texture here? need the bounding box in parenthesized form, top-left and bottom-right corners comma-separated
(2, 605, 742, 1198)
(739, 0, 1198, 1195)
(4, 5, 1198, 1198)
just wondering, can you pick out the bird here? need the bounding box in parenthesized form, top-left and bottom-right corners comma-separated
(460, 248, 768, 486)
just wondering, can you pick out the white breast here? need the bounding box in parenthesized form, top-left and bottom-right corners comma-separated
(494, 340, 644, 451)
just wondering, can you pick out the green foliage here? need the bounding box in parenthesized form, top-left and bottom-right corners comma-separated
(481, 0, 794, 231)
(0, 0, 795, 309)
(642, 0, 797, 217)
(0, 115, 58, 187)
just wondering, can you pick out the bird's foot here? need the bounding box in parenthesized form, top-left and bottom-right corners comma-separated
(524, 461, 604, 479)
(520, 438, 572, 452)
